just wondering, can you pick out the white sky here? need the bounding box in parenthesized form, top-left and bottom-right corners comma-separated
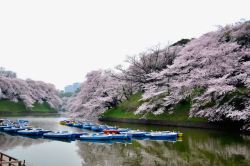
(0, 0, 249, 90)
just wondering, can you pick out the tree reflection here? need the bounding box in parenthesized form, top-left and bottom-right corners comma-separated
(0, 132, 47, 151)
(76, 133, 250, 166)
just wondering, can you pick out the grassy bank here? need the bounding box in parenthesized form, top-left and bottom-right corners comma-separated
(0, 99, 57, 115)
(101, 93, 207, 122)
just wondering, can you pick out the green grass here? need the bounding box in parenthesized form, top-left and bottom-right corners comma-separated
(0, 99, 57, 114)
(237, 86, 249, 94)
(0, 100, 27, 112)
(101, 93, 207, 122)
(119, 92, 143, 112)
(145, 98, 206, 122)
(102, 93, 143, 119)
(102, 107, 142, 119)
(30, 102, 56, 112)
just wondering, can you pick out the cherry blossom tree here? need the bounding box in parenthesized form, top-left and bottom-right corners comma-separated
(65, 21, 250, 131)
(64, 70, 129, 119)
(0, 69, 62, 109)
(114, 45, 182, 84)
(138, 21, 250, 129)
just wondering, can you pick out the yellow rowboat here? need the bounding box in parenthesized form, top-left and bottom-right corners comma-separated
(59, 121, 67, 125)
(177, 132, 183, 137)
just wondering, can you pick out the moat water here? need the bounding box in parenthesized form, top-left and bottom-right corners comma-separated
(0, 116, 249, 166)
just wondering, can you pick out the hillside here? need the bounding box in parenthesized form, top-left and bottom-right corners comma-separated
(65, 21, 250, 131)
(134, 21, 250, 129)
(0, 100, 57, 115)
(0, 68, 62, 112)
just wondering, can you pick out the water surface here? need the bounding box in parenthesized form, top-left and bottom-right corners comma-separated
(0, 116, 249, 166)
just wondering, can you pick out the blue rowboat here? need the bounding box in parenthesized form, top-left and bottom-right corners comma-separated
(72, 123, 82, 128)
(111, 134, 132, 140)
(0, 120, 13, 130)
(18, 129, 42, 136)
(72, 132, 88, 138)
(106, 126, 117, 130)
(91, 125, 103, 132)
(82, 123, 94, 129)
(0, 125, 12, 130)
(34, 128, 51, 134)
(82, 124, 92, 129)
(117, 128, 130, 132)
(145, 132, 178, 139)
(43, 131, 73, 139)
(18, 128, 51, 136)
(121, 130, 147, 137)
(66, 123, 73, 126)
(17, 119, 29, 125)
(79, 134, 113, 140)
(161, 131, 183, 137)
(99, 125, 108, 130)
(3, 127, 23, 133)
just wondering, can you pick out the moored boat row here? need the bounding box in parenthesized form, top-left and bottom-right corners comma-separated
(60, 119, 183, 140)
(0, 118, 183, 143)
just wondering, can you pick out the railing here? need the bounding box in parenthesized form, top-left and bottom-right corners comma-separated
(0, 152, 25, 166)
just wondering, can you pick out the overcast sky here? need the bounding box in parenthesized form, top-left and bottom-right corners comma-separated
(0, 0, 249, 90)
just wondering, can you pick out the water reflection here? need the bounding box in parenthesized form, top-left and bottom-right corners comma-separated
(76, 123, 250, 166)
(0, 116, 249, 166)
(80, 140, 113, 145)
(0, 132, 47, 151)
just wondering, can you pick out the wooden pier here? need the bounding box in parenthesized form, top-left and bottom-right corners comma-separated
(0, 152, 25, 166)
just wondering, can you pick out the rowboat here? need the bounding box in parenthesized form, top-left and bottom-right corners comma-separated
(117, 128, 130, 132)
(18, 128, 51, 135)
(105, 126, 117, 130)
(161, 131, 183, 137)
(0, 119, 13, 130)
(43, 131, 73, 139)
(3, 127, 24, 133)
(66, 122, 73, 126)
(145, 132, 178, 139)
(0, 125, 12, 130)
(72, 123, 82, 128)
(60, 119, 76, 126)
(17, 119, 29, 125)
(18, 129, 40, 136)
(59, 121, 67, 125)
(82, 125, 92, 129)
(71, 132, 88, 138)
(177, 132, 183, 137)
(79, 134, 113, 140)
(103, 129, 120, 134)
(35, 128, 51, 134)
(99, 125, 108, 130)
(91, 125, 103, 132)
(121, 130, 147, 137)
(111, 134, 132, 140)
(82, 123, 94, 129)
